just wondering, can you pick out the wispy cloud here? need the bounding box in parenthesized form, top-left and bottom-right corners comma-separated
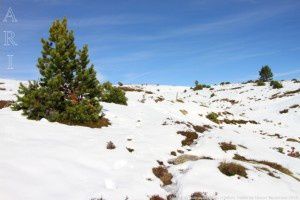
(95, 3, 298, 42)
(275, 69, 300, 78)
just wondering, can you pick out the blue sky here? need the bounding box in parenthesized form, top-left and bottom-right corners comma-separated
(0, 0, 300, 85)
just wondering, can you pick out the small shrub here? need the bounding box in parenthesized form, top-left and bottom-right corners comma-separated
(256, 80, 266, 86)
(0, 100, 13, 109)
(220, 82, 230, 85)
(270, 80, 283, 89)
(152, 166, 173, 185)
(218, 162, 247, 178)
(193, 81, 211, 91)
(117, 82, 123, 86)
(150, 195, 165, 200)
(101, 82, 127, 105)
(259, 65, 273, 82)
(206, 112, 219, 124)
(193, 84, 203, 91)
(219, 142, 236, 152)
(106, 141, 116, 150)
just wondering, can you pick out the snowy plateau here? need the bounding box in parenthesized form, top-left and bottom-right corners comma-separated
(0, 79, 299, 200)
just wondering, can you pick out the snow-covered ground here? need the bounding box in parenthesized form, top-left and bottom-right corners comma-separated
(0, 78, 299, 200)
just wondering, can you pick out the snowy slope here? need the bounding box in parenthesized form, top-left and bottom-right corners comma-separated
(0, 79, 299, 200)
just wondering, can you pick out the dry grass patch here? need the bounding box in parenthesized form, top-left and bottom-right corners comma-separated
(218, 162, 247, 178)
(150, 195, 165, 200)
(221, 118, 258, 125)
(270, 88, 300, 99)
(0, 100, 13, 109)
(219, 142, 236, 152)
(155, 96, 165, 103)
(192, 125, 211, 133)
(233, 154, 299, 181)
(152, 166, 173, 186)
(286, 138, 300, 143)
(177, 131, 198, 146)
(179, 109, 188, 115)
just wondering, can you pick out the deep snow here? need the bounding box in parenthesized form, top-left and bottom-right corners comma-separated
(0, 79, 299, 200)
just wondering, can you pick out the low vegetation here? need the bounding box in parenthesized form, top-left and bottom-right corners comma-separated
(0, 100, 13, 109)
(218, 162, 248, 178)
(219, 142, 237, 152)
(221, 118, 258, 125)
(193, 80, 211, 91)
(233, 154, 299, 181)
(150, 195, 165, 200)
(177, 131, 198, 146)
(256, 80, 266, 86)
(270, 80, 283, 89)
(152, 166, 173, 186)
(206, 112, 219, 124)
(101, 82, 127, 105)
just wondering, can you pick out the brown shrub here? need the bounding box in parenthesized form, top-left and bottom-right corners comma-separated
(218, 162, 248, 178)
(150, 195, 166, 200)
(192, 125, 211, 133)
(152, 166, 173, 186)
(0, 100, 13, 109)
(177, 131, 198, 146)
(106, 141, 116, 150)
(219, 142, 236, 152)
(191, 192, 214, 200)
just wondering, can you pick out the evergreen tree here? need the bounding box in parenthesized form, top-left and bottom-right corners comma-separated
(259, 65, 273, 82)
(13, 18, 102, 126)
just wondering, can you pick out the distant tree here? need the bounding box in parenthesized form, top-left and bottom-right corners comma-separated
(195, 80, 199, 86)
(12, 18, 103, 126)
(259, 65, 273, 82)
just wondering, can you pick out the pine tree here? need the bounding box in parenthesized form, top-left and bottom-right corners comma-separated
(259, 65, 273, 82)
(13, 18, 103, 126)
